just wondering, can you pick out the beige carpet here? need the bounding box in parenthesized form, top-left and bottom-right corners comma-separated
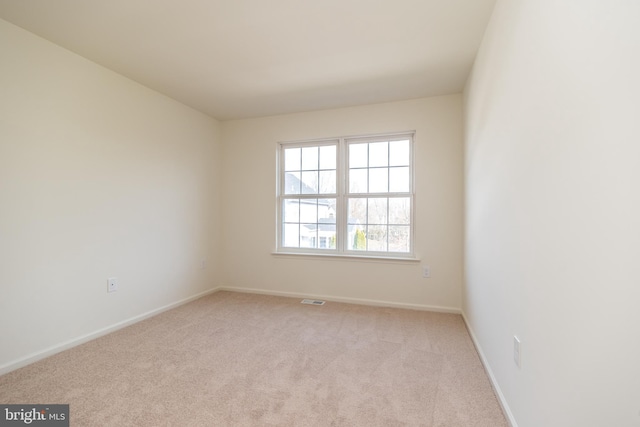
(0, 291, 508, 426)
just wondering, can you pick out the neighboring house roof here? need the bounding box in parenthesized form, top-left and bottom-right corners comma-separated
(284, 172, 316, 195)
(284, 173, 331, 206)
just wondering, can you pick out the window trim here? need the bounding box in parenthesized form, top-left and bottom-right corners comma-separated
(276, 131, 416, 259)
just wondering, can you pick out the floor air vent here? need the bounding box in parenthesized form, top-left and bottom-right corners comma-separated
(301, 299, 325, 306)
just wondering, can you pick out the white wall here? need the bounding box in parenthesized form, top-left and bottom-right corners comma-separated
(0, 19, 223, 372)
(221, 96, 464, 310)
(464, 1, 640, 426)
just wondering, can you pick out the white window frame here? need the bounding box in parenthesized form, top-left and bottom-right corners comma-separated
(276, 132, 415, 259)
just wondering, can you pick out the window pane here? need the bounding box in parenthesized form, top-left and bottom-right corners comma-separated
(349, 169, 367, 193)
(319, 145, 336, 170)
(368, 198, 388, 225)
(318, 198, 335, 222)
(283, 199, 299, 222)
(300, 224, 317, 248)
(283, 223, 299, 247)
(348, 198, 366, 225)
(349, 143, 367, 168)
(389, 140, 410, 166)
(284, 148, 300, 171)
(351, 225, 367, 250)
(389, 198, 410, 224)
(389, 167, 410, 192)
(319, 170, 336, 194)
(301, 171, 318, 194)
(301, 146, 318, 170)
(318, 224, 336, 249)
(284, 172, 301, 195)
(299, 199, 318, 223)
(388, 226, 410, 252)
(366, 225, 388, 252)
(369, 168, 388, 193)
(328, 232, 337, 249)
(369, 142, 388, 167)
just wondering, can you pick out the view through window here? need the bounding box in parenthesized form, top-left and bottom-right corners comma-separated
(277, 132, 414, 257)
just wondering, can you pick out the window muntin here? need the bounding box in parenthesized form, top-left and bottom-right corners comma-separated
(348, 139, 411, 193)
(282, 197, 337, 249)
(347, 196, 411, 253)
(277, 133, 413, 257)
(284, 145, 336, 195)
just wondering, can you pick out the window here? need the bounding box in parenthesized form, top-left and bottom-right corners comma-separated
(277, 132, 414, 258)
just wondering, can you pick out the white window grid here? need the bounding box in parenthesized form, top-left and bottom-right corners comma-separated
(277, 132, 415, 258)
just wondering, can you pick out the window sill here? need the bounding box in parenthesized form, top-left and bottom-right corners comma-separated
(272, 251, 420, 263)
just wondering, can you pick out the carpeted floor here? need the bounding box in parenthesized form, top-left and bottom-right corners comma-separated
(0, 291, 508, 426)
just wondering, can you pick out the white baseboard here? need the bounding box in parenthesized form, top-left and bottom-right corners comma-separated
(461, 312, 518, 427)
(0, 287, 222, 376)
(218, 286, 461, 314)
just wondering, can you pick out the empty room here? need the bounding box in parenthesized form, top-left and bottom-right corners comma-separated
(1, 1, 638, 426)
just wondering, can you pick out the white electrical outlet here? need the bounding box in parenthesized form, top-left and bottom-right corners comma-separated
(513, 336, 521, 368)
(422, 265, 431, 278)
(107, 277, 118, 293)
